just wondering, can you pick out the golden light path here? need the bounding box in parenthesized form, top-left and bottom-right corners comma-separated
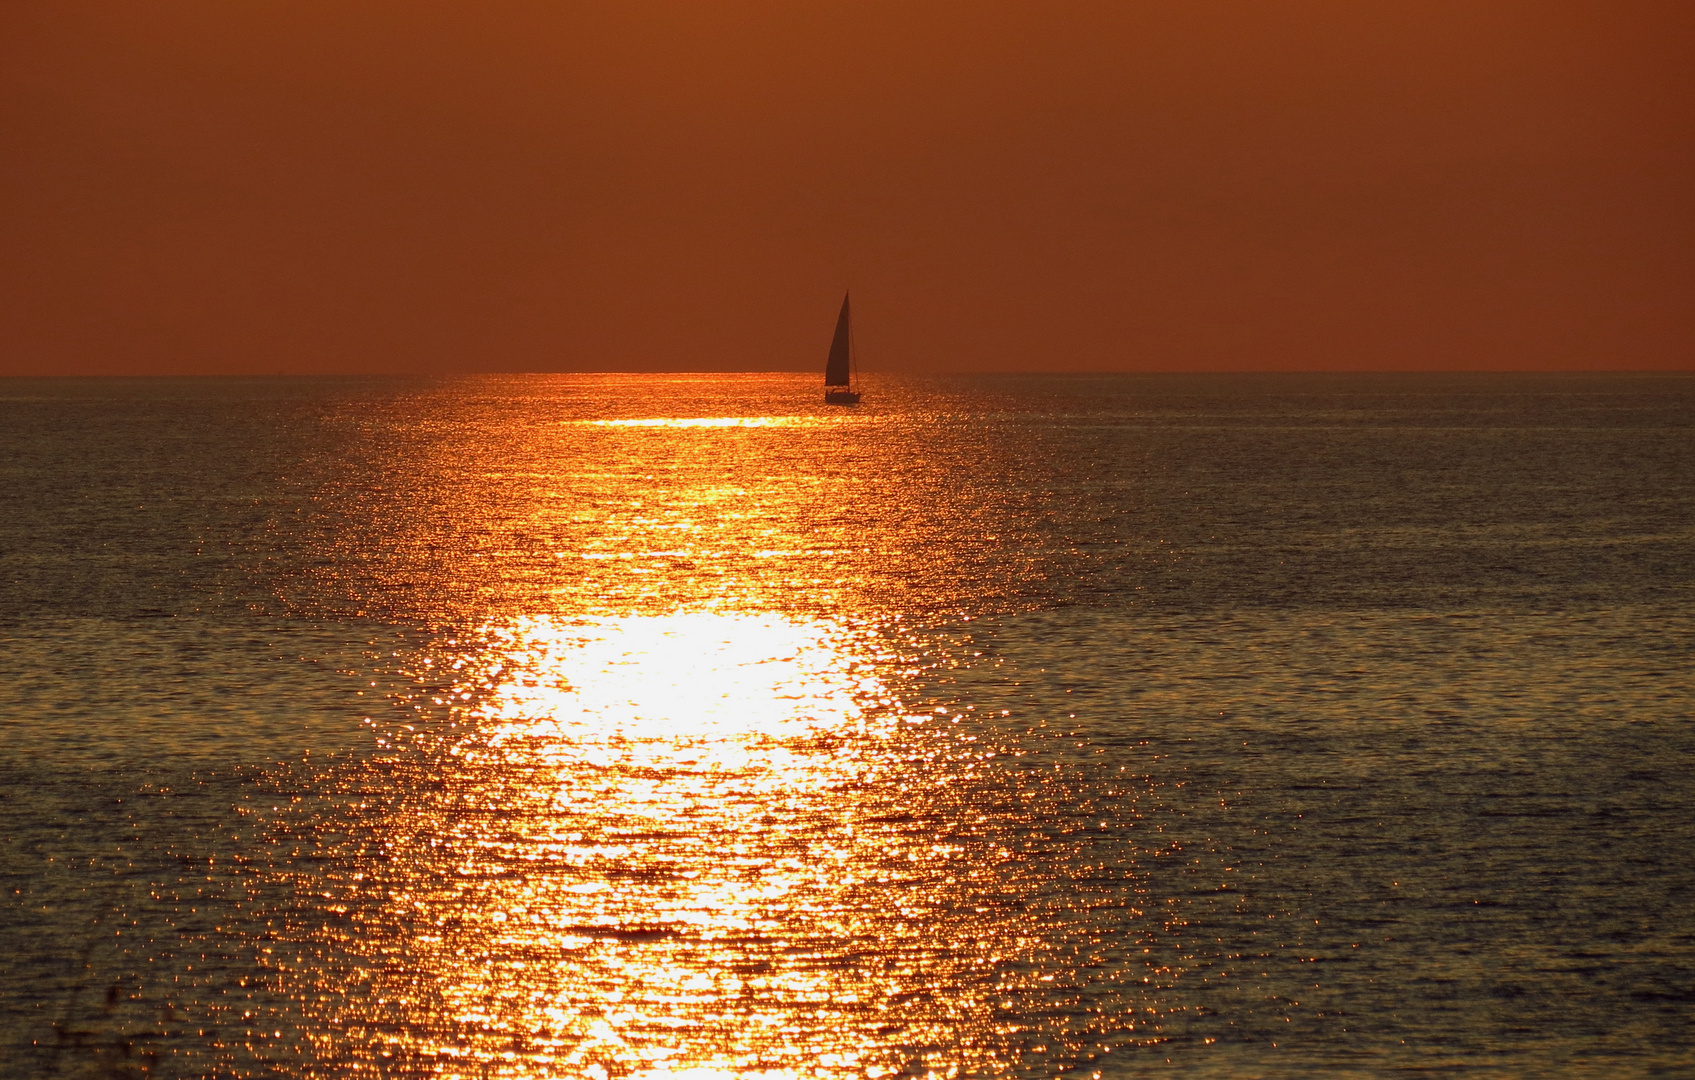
(325, 610, 1012, 1080)
(581, 417, 815, 429)
(266, 389, 1146, 1078)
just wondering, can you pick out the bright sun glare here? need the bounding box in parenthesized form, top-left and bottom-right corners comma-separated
(471, 611, 892, 747)
(346, 611, 947, 1078)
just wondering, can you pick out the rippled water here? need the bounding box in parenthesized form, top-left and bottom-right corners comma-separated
(2, 373, 1692, 1078)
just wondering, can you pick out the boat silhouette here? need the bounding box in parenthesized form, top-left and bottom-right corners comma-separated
(823, 292, 861, 405)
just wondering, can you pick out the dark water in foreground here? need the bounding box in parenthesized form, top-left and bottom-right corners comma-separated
(1, 373, 1691, 1079)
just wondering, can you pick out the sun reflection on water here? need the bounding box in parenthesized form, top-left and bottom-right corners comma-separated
(253, 391, 1158, 1077)
(325, 610, 1005, 1079)
(579, 417, 822, 429)
(475, 612, 893, 748)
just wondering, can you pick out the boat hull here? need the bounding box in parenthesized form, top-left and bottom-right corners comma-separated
(824, 389, 861, 405)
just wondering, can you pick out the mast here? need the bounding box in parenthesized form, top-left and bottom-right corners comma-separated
(824, 292, 852, 388)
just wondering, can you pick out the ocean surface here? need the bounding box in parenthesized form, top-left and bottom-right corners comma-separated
(1, 372, 1691, 1079)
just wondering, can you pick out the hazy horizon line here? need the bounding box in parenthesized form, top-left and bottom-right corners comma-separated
(2, 368, 1691, 380)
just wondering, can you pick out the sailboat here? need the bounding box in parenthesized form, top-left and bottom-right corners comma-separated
(823, 292, 861, 405)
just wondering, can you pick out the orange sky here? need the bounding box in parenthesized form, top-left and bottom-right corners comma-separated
(2, 1, 1691, 375)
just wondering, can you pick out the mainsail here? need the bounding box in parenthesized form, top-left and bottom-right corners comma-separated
(825, 293, 852, 387)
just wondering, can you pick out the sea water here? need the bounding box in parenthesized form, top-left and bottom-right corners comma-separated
(1, 373, 1691, 1078)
